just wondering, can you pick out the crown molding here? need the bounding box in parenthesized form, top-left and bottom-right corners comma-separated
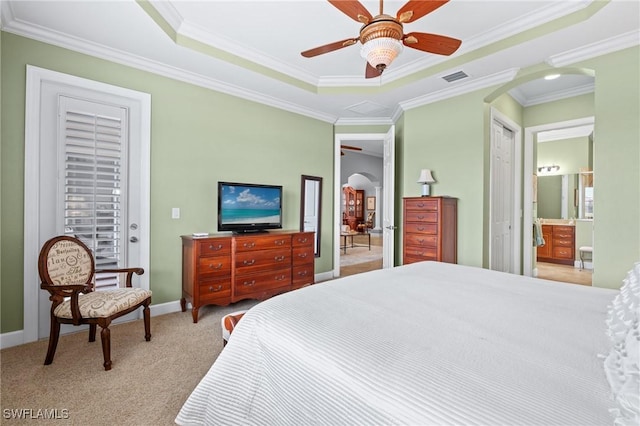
(334, 116, 395, 126)
(148, 0, 591, 88)
(547, 29, 640, 67)
(399, 68, 519, 111)
(522, 82, 595, 107)
(1, 1, 634, 125)
(537, 124, 594, 142)
(1, 13, 337, 124)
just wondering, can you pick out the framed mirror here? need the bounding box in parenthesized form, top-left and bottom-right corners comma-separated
(300, 175, 322, 257)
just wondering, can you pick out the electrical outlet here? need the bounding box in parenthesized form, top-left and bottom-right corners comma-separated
(172, 207, 180, 219)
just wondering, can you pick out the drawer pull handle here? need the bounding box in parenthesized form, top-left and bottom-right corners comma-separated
(417, 239, 425, 244)
(243, 242, 255, 248)
(275, 275, 286, 281)
(417, 202, 425, 207)
(243, 259, 256, 266)
(274, 255, 285, 261)
(297, 271, 308, 276)
(298, 253, 308, 258)
(275, 240, 285, 246)
(209, 263, 223, 269)
(209, 244, 223, 251)
(243, 280, 256, 287)
(417, 215, 425, 220)
(208, 285, 222, 292)
(298, 238, 308, 243)
(417, 227, 425, 231)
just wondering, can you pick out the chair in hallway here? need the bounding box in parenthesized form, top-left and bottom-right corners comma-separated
(38, 235, 152, 370)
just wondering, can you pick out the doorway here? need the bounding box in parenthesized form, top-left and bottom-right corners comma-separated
(23, 66, 151, 343)
(523, 116, 595, 285)
(334, 128, 394, 277)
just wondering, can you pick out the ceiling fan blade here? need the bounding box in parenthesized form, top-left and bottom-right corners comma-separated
(341, 145, 363, 151)
(365, 62, 382, 79)
(396, 0, 449, 23)
(328, 0, 373, 24)
(403, 32, 461, 56)
(301, 38, 359, 58)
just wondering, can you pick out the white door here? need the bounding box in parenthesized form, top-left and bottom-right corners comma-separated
(382, 126, 395, 269)
(24, 66, 151, 342)
(490, 121, 514, 272)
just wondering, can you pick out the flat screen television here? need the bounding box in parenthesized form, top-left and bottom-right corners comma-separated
(218, 181, 283, 233)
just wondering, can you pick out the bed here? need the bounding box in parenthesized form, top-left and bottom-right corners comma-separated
(176, 261, 639, 426)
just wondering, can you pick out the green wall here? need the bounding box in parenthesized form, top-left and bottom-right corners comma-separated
(402, 91, 488, 267)
(2, 32, 638, 335)
(0, 33, 334, 333)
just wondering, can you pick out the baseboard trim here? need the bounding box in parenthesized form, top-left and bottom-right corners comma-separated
(315, 271, 334, 283)
(0, 329, 25, 350)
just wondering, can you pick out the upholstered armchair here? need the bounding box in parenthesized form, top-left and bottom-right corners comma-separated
(38, 235, 152, 370)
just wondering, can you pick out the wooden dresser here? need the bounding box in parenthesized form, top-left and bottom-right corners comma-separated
(402, 196, 458, 265)
(536, 224, 575, 266)
(181, 230, 314, 322)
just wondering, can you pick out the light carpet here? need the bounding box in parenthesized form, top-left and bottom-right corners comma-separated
(0, 300, 258, 425)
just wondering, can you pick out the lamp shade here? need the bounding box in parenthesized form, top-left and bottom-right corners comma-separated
(417, 169, 436, 184)
(360, 37, 403, 72)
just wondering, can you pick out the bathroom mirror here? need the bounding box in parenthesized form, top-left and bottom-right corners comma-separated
(300, 175, 322, 257)
(537, 174, 578, 219)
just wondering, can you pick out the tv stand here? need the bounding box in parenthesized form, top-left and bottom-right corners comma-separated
(180, 230, 315, 323)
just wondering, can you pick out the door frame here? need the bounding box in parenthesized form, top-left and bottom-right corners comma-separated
(489, 107, 522, 274)
(23, 66, 151, 343)
(522, 116, 595, 277)
(334, 131, 394, 277)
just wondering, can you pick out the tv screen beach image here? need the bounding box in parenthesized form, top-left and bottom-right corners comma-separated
(220, 185, 281, 225)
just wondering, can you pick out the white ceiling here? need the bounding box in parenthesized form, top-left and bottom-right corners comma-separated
(1, 0, 638, 134)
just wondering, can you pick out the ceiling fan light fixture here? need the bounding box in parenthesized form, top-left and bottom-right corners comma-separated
(361, 37, 404, 72)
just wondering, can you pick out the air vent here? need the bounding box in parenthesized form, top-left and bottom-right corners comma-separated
(442, 71, 468, 83)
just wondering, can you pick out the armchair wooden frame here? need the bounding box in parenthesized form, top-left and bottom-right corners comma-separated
(38, 235, 152, 371)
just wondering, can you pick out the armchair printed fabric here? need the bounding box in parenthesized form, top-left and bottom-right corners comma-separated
(39, 236, 152, 371)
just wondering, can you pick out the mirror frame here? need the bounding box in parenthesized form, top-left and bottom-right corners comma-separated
(300, 175, 322, 257)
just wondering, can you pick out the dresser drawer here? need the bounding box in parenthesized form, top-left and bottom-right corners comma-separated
(404, 198, 439, 211)
(404, 223, 438, 235)
(235, 248, 291, 273)
(198, 239, 231, 256)
(553, 246, 574, 259)
(292, 232, 314, 247)
(235, 235, 291, 252)
(198, 278, 231, 302)
(198, 256, 231, 277)
(404, 211, 438, 223)
(404, 246, 438, 259)
(553, 226, 574, 234)
(234, 268, 291, 296)
(403, 254, 438, 264)
(292, 264, 314, 287)
(553, 238, 573, 247)
(292, 246, 314, 265)
(404, 233, 438, 247)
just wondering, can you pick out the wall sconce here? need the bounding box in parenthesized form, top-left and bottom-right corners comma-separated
(417, 169, 436, 197)
(537, 165, 560, 174)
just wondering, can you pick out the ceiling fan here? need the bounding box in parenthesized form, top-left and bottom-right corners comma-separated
(341, 144, 363, 155)
(301, 0, 461, 79)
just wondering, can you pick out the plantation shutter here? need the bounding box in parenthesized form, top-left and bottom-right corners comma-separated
(59, 96, 129, 290)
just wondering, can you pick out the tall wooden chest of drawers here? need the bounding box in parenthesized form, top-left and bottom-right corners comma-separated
(181, 230, 314, 323)
(402, 196, 458, 265)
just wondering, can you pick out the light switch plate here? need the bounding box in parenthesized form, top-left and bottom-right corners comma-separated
(172, 207, 180, 219)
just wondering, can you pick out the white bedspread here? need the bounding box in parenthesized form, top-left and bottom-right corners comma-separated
(176, 261, 617, 425)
